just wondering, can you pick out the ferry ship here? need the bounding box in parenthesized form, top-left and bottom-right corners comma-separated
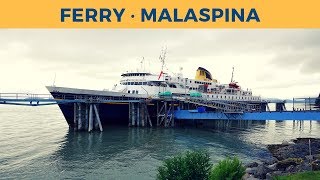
(46, 56, 262, 126)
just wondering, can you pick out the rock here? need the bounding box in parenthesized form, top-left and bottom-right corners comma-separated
(271, 171, 284, 176)
(267, 171, 285, 179)
(312, 159, 320, 171)
(267, 138, 320, 160)
(295, 162, 312, 172)
(266, 172, 272, 180)
(254, 164, 272, 179)
(243, 173, 258, 180)
(285, 165, 296, 173)
(246, 177, 260, 180)
(246, 162, 259, 168)
(262, 157, 278, 165)
(246, 167, 257, 175)
(267, 163, 278, 171)
(242, 173, 250, 179)
(306, 155, 315, 161)
(276, 158, 302, 170)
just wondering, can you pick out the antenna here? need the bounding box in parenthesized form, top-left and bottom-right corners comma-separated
(53, 73, 56, 87)
(140, 57, 144, 71)
(230, 66, 234, 83)
(159, 46, 167, 72)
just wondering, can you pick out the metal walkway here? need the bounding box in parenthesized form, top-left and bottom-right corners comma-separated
(0, 93, 141, 106)
(178, 98, 261, 112)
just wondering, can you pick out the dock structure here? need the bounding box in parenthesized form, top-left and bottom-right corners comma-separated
(0, 93, 320, 131)
(128, 102, 152, 128)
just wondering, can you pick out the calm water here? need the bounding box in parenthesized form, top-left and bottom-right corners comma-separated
(1, 105, 320, 179)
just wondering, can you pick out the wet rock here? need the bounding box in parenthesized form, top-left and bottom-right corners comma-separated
(268, 138, 320, 160)
(262, 157, 278, 165)
(312, 159, 320, 171)
(265, 172, 273, 180)
(245, 167, 257, 175)
(246, 177, 260, 180)
(295, 162, 311, 172)
(306, 155, 315, 161)
(267, 171, 285, 179)
(276, 158, 302, 170)
(254, 164, 272, 179)
(246, 162, 259, 168)
(285, 165, 296, 173)
(267, 163, 278, 171)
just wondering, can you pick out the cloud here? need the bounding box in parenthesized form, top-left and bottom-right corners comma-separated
(0, 29, 319, 98)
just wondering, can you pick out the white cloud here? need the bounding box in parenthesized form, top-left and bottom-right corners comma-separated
(0, 29, 319, 99)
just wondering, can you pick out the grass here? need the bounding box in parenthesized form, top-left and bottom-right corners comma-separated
(274, 171, 320, 180)
(209, 157, 245, 180)
(157, 150, 212, 180)
(157, 151, 246, 180)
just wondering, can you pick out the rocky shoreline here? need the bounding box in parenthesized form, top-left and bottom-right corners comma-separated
(244, 138, 320, 180)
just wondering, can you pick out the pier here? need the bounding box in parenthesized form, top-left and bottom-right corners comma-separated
(0, 93, 319, 132)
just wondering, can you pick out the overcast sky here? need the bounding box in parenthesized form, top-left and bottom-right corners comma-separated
(0, 29, 319, 99)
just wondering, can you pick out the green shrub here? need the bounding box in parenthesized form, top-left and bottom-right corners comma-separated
(210, 157, 245, 180)
(157, 150, 212, 180)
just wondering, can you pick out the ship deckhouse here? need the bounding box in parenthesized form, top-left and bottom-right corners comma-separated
(114, 66, 260, 102)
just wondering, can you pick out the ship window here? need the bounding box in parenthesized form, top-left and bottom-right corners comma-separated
(136, 91, 139, 94)
(128, 90, 130, 93)
(190, 81, 192, 83)
(143, 82, 147, 85)
(138, 82, 142, 85)
(132, 90, 135, 94)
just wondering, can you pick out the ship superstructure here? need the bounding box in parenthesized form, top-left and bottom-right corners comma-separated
(113, 66, 260, 102)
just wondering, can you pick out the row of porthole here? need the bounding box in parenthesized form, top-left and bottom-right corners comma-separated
(206, 94, 257, 100)
(122, 82, 147, 85)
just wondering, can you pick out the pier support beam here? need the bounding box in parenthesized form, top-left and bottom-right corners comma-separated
(78, 103, 82, 130)
(128, 101, 152, 127)
(157, 100, 175, 127)
(88, 104, 93, 132)
(93, 104, 103, 132)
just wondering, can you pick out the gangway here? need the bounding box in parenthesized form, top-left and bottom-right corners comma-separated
(0, 93, 141, 106)
(178, 98, 260, 112)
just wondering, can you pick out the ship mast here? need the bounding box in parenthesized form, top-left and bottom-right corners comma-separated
(159, 47, 167, 72)
(230, 66, 235, 83)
